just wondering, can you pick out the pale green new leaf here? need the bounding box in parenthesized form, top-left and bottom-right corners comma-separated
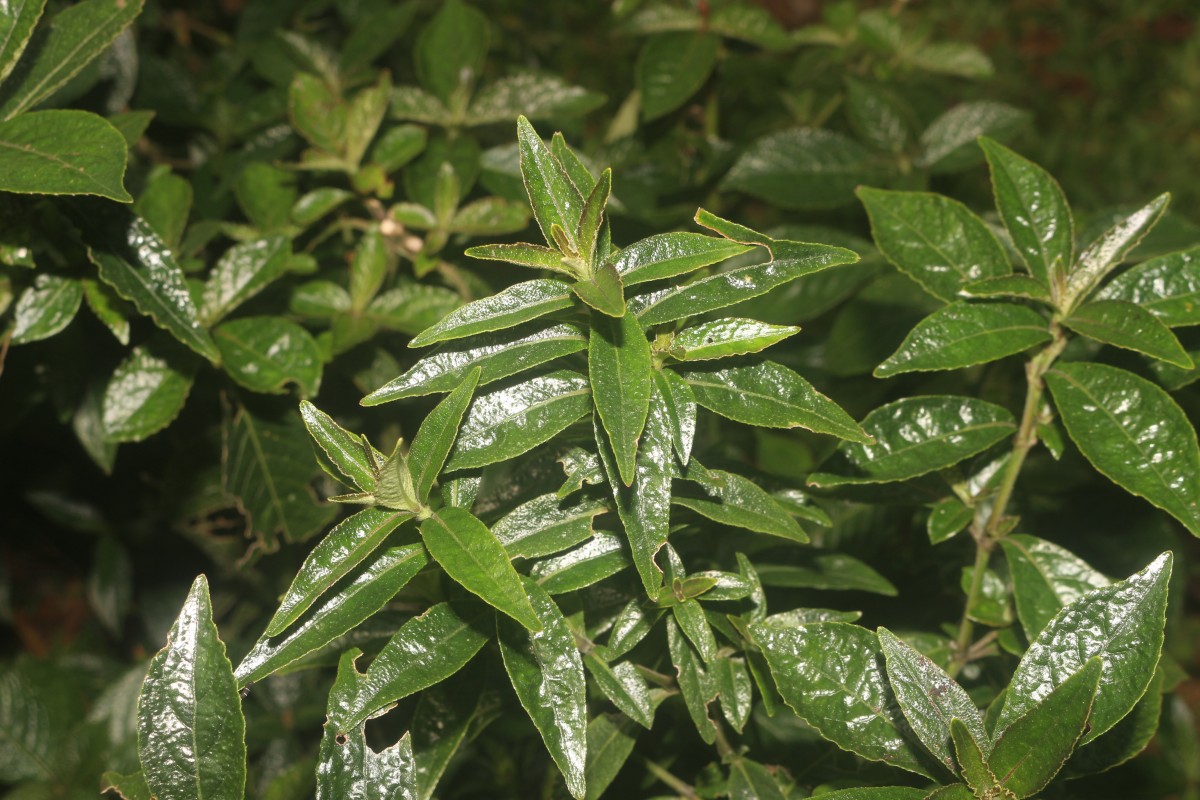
(299, 401, 376, 492)
(517, 115, 583, 250)
(670, 318, 800, 362)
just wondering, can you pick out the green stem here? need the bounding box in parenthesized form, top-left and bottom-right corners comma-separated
(949, 327, 1067, 677)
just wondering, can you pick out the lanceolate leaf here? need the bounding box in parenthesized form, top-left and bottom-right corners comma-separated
(300, 401, 376, 492)
(584, 653, 655, 729)
(875, 302, 1050, 378)
(962, 274, 1053, 303)
(419, 507, 541, 631)
(1064, 193, 1170, 309)
(589, 311, 652, 485)
(493, 494, 608, 560)
(1063, 299, 1193, 368)
(999, 534, 1110, 641)
(666, 616, 718, 744)
(411, 669, 487, 800)
(683, 361, 870, 443)
(1046, 362, 1200, 535)
(531, 532, 630, 595)
(727, 756, 788, 800)
(670, 318, 800, 362)
(950, 720, 1004, 798)
(755, 552, 898, 595)
(809, 396, 1014, 487)
(612, 232, 753, 286)
(407, 369, 480, 503)
(752, 622, 936, 777)
(0, 110, 130, 201)
(497, 579, 587, 799)
(137, 576, 246, 800)
(572, 260, 626, 317)
(0, 0, 45, 85)
(1097, 246, 1200, 327)
(517, 115, 583, 250)
(724, 127, 876, 210)
(676, 465, 808, 543)
(409, 279, 574, 347)
(996, 553, 1172, 744)
(464, 242, 572, 275)
(655, 368, 696, 464)
(585, 715, 638, 800)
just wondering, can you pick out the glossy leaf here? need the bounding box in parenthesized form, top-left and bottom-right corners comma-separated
(409, 279, 573, 347)
(0, 110, 130, 200)
(497, 579, 587, 799)
(858, 187, 1010, 302)
(676, 465, 808, 543)
(950, 719, 1004, 797)
(916, 102, 1028, 173)
(82, 276, 130, 345)
(811, 790, 927, 800)
(102, 341, 194, 443)
(420, 507, 541, 631)
(684, 361, 870, 443)
(214, 317, 323, 398)
(300, 401, 375, 492)
(465, 73, 605, 125)
(999, 534, 1110, 641)
(756, 553, 897, 595)
(0, 0, 45, 85)
(590, 311, 652, 485)
(928, 496, 972, 545)
(1064, 671, 1163, 778)
(415, 0, 488, 104)
(464, 242, 572, 274)
(1046, 362, 1200, 535)
(10, 273, 82, 344)
(809, 396, 1015, 487)
(714, 656, 754, 732)
(671, 318, 800, 362)
(585, 653, 656, 729)
(980, 137, 1073, 285)
(585, 715, 638, 800)
(997, 553, 1172, 744)
(1097, 246, 1200, 327)
(875, 302, 1050, 377)
(636, 32, 719, 121)
(517, 115, 583, 250)
(408, 369, 479, 503)
(666, 616, 718, 743)
(362, 322, 586, 404)
(137, 575, 246, 800)
(530, 531, 630, 595)
(493, 494, 608, 560)
(411, 669, 486, 800)
(727, 756, 788, 800)
(724, 127, 875, 210)
(1064, 193, 1170, 309)
(655, 368, 696, 464)
(612, 232, 753, 286)
(1063, 299, 1192, 368)
(445, 370, 592, 471)
(961, 274, 1053, 303)
(752, 621, 935, 777)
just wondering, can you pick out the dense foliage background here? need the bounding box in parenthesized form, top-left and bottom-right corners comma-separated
(1, 1, 1198, 799)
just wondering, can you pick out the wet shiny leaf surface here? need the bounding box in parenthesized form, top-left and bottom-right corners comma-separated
(756, 553, 897, 595)
(517, 115, 583, 249)
(1097, 246, 1200, 327)
(407, 369, 479, 502)
(11, 273, 82, 344)
(409, 279, 574, 347)
(612, 232, 753, 286)
(590, 311, 652, 485)
(198, 236, 290, 326)
(102, 340, 194, 443)
(999, 534, 1110, 641)
(677, 464, 808, 543)
(530, 531, 630, 594)
(493, 493, 608, 559)
(671, 317, 800, 362)
(1064, 192, 1170, 308)
(300, 401, 376, 492)
(875, 302, 1050, 377)
(1063, 299, 1192, 368)
(655, 368, 696, 465)
(666, 616, 718, 744)
(214, 316, 323, 398)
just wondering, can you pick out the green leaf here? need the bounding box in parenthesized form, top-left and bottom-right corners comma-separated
(666, 615, 718, 743)
(408, 369, 480, 503)
(928, 496, 973, 544)
(448, 196, 530, 235)
(752, 621, 936, 777)
(493, 494, 608, 560)
(996, 553, 1172, 744)
(497, 579, 587, 799)
(988, 658, 1102, 798)
(415, 0, 488, 104)
(979, 137, 1073, 285)
(922, 786, 975, 800)
(1046, 362, 1200, 535)
(1064, 670, 1163, 778)
(875, 302, 1051, 377)
(585, 715, 638, 800)
(235, 162, 297, 232)
(465, 242, 573, 275)
(0, 0, 45, 85)
(420, 506, 541, 631)
(299, 401, 375, 492)
(844, 77, 917, 152)
(100, 771, 152, 800)
(809, 396, 1015, 487)
(1000, 534, 1110, 641)
(530, 531, 630, 595)
(137, 575, 246, 800)
(135, 168, 192, 249)
(236, 544, 428, 686)
(365, 281, 462, 337)
(102, 340, 194, 443)
(82, 276, 130, 344)
(1097, 246, 1200, 327)
(676, 464, 808, 543)
(584, 652, 656, 728)
(683, 361, 870, 443)
(264, 508, 412, 637)
(0, 110, 130, 200)
(214, 317, 323, 398)
(362, 322, 586, 404)
(714, 655, 754, 732)
(636, 32, 719, 121)
(84, 211, 219, 362)
(465, 73, 605, 126)
(411, 669, 486, 800)
(0, 0, 144, 120)
(445, 369, 592, 471)
(670, 318, 800, 362)
(756, 553, 896, 595)
(724, 127, 875, 210)
(907, 41, 993, 78)
(576, 167, 611, 267)
(961, 274, 1053, 303)
(612, 232, 753, 286)
(10, 273, 82, 343)
(857, 187, 1011, 303)
(655, 368, 696, 464)
(0, 669, 51, 783)
(727, 755, 788, 800)
(288, 73, 344, 154)
(878, 627, 986, 772)
(1064, 193, 1171, 310)
(390, 85, 450, 125)
(672, 597, 717, 661)
(950, 719, 1005, 798)
(349, 226, 388, 312)
(916, 102, 1029, 174)
(517, 116, 583, 251)
(807, 790, 927, 800)
(590, 311, 652, 485)
(573, 260, 626, 317)
(1063, 299, 1193, 368)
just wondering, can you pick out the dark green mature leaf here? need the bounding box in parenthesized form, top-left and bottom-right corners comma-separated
(82, 276, 130, 345)
(585, 715, 638, 800)
(752, 622, 935, 777)
(362, 322, 586, 404)
(493, 494, 608, 559)
(498, 579, 587, 799)
(138, 575, 245, 800)
(928, 496, 973, 544)
(875, 302, 1050, 377)
(1000, 534, 1110, 641)
(237, 544, 428, 685)
(415, 0, 488, 104)
(215, 317, 323, 398)
(446, 370, 592, 471)
(655, 368, 696, 464)
(0, 669, 51, 782)
(1046, 363, 1200, 535)
(671, 318, 800, 362)
(988, 658, 1101, 798)
(724, 127, 875, 210)
(844, 77, 917, 152)
(300, 401, 375, 492)
(332, 602, 489, 728)
(0, 110, 130, 200)
(1064, 193, 1171, 309)
(10, 273, 82, 343)
(916, 102, 1028, 173)
(517, 116, 583, 250)
(922, 786, 975, 800)
(136, 168, 192, 249)
(1064, 671, 1163, 778)
(636, 31, 719, 121)
(408, 369, 479, 503)
(264, 508, 412, 637)
(857, 187, 1010, 302)
(0, 0, 144, 120)
(590, 311, 652, 485)
(409, 279, 574, 347)
(530, 531, 630, 594)
(756, 553, 896, 595)
(86, 213, 220, 362)
(677, 465, 808, 543)
(635, 243, 858, 325)
(1063, 299, 1192, 368)
(810, 396, 1013, 487)
(666, 616, 718, 743)
(979, 137, 1073, 285)
(714, 655, 754, 731)
(465, 73, 605, 125)
(727, 755, 788, 800)
(878, 627, 986, 772)
(810, 790, 927, 800)
(613, 232, 753, 286)
(100, 771, 152, 800)
(584, 652, 655, 729)
(950, 719, 1006, 798)
(962, 275, 1053, 303)
(684, 361, 870, 443)
(102, 341, 194, 442)
(1097, 246, 1200, 327)
(420, 507, 541, 631)
(997, 553, 1172, 744)
(0, 0, 45, 84)
(411, 669, 487, 800)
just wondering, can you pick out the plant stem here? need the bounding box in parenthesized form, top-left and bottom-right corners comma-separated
(949, 327, 1067, 677)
